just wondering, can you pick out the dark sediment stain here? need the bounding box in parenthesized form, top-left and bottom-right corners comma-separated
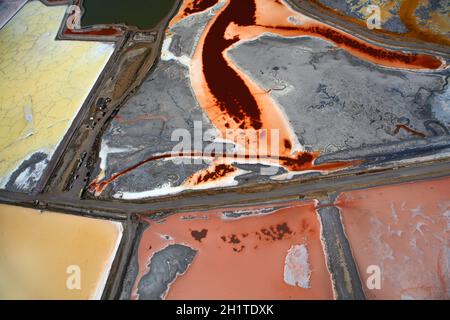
(190, 228, 208, 242)
(221, 222, 293, 244)
(193, 163, 237, 184)
(260, 222, 293, 241)
(228, 234, 241, 244)
(284, 139, 292, 150)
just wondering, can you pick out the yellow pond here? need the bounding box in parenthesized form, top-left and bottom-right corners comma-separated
(0, 1, 114, 186)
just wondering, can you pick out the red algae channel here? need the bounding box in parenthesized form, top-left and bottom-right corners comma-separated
(336, 176, 450, 299)
(64, 26, 124, 37)
(131, 201, 334, 299)
(88, 151, 356, 195)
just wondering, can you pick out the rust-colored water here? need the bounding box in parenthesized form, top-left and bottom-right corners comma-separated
(132, 201, 334, 299)
(64, 26, 123, 37)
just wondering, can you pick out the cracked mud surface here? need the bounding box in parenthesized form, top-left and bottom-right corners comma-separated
(0, 1, 114, 192)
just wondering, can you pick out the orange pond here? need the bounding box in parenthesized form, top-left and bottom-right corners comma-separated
(0, 204, 122, 299)
(133, 201, 334, 299)
(337, 176, 450, 300)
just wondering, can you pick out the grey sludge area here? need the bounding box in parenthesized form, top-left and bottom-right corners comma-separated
(136, 244, 197, 300)
(228, 35, 449, 154)
(4, 152, 49, 193)
(95, 59, 213, 198)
